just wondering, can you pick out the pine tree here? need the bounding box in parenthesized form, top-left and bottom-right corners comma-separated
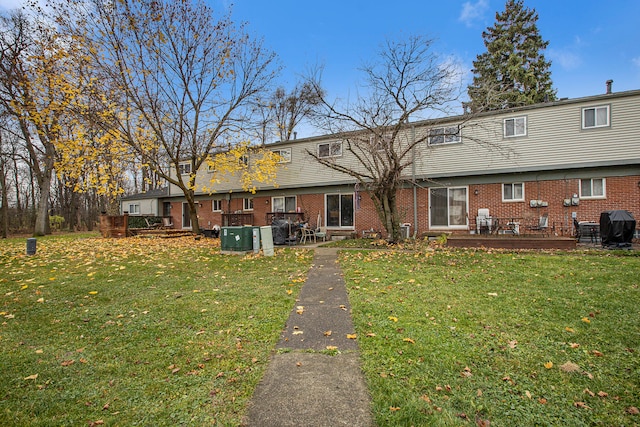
(467, 0, 556, 111)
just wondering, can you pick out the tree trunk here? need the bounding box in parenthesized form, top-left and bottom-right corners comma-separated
(33, 170, 52, 236)
(185, 193, 200, 234)
(0, 161, 8, 238)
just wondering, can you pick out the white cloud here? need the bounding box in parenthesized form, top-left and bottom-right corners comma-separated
(548, 48, 583, 70)
(459, 0, 489, 28)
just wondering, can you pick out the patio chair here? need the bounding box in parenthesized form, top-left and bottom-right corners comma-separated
(476, 208, 493, 234)
(527, 213, 549, 236)
(300, 227, 316, 244)
(160, 217, 174, 229)
(314, 226, 327, 242)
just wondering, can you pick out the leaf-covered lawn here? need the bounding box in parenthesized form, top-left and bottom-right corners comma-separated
(340, 248, 640, 427)
(0, 234, 313, 426)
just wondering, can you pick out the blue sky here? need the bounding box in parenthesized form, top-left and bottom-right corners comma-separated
(2, 0, 638, 123)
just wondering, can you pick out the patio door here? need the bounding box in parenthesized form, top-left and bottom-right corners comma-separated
(429, 187, 468, 229)
(326, 194, 354, 228)
(182, 202, 191, 229)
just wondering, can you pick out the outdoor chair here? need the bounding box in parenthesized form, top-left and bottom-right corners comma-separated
(314, 226, 327, 242)
(527, 213, 549, 236)
(160, 217, 174, 229)
(476, 208, 493, 234)
(300, 227, 316, 244)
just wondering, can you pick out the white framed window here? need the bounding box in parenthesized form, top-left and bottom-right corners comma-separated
(272, 196, 296, 212)
(207, 163, 215, 173)
(582, 105, 609, 129)
(128, 203, 140, 214)
(502, 183, 524, 202)
(579, 178, 605, 199)
(504, 117, 527, 137)
(318, 141, 342, 158)
(272, 148, 291, 163)
(325, 193, 354, 228)
(369, 133, 393, 151)
(243, 197, 254, 211)
(178, 162, 191, 175)
(428, 126, 461, 145)
(212, 199, 222, 212)
(429, 187, 468, 229)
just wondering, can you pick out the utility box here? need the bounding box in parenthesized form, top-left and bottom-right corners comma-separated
(221, 226, 254, 252)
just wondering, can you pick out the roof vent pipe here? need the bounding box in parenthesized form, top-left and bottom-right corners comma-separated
(606, 79, 613, 94)
(293, 131, 297, 140)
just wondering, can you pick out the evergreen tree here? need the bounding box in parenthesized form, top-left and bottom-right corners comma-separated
(467, 0, 556, 111)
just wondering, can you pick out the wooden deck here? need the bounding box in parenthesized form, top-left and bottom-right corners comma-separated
(446, 235, 576, 250)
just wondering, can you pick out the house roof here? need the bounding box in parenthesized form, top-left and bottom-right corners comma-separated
(120, 187, 168, 201)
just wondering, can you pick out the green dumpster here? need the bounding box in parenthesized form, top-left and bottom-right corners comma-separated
(221, 226, 254, 252)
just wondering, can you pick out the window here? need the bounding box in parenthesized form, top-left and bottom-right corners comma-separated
(128, 203, 140, 214)
(207, 163, 215, 173)
(429, 187, 467, 228)
(580, 178, 605, 198)
(212, 199, 222, 212)
(318, 141, 342, 158)
(326, 194, 354, 228)
(502, 183, 524, 201)
(272, 148, 291, 163)
(582, 105, 609, 129)
(428, 126, 460, 145)
(369, 133, 393, 151)
(178, 162, 191, 175)
(504, 117, 527, 137)
(239, 155, 249, 166)
(243, 197, 254, 211)
(272, 196, 296, 212)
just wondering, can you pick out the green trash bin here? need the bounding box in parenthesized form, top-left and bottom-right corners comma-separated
(221, 226, 254, 252)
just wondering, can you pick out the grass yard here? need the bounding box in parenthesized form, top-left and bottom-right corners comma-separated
(0, 234, 313, 426)
(340, 248, 640, 427)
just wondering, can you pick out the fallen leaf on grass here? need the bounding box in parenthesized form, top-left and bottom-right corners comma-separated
(627, 406, 639, 415)
(508, 340, 517, 349)
(581, 317, 591, 324)
(574, 401, 591, 409)
(389, 407, 401, 412)
(89, 421, 104, 427)
(61, 360, 75, 367)
(597, 391, 608, 398)
(544, 361, 553, 369)
(584, 388, 595, 397)
(403, 338, 415, 344)
(592, 350, 604, 357)
(560, 361, 580, 373)
(565, 327, 575, 333)
(538, 398, 547, 404)
(388, 316, 398, 322)
(88, 291, 98, 295)
(24, 374, 38, 380)
(569, 343, 580, 349)
(286, 290, 293, 295)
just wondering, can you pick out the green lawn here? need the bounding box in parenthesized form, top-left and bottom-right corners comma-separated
(2, 235, 638, 426)
(340, 247, 640, 427)
(0, 234, 313, 426)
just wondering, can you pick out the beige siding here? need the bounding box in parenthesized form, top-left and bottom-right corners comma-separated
(171, 91, 640, 195)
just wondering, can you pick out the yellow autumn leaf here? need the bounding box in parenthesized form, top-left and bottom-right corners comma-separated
(88, 291, 98, 295)
(544, 361, 553, 369)
(24, 374, 38, 380)
(581, 317, 590, 324)
(565, 327, 575, 333)
(286, 289, 293, 295)
(388, 316, 398, 322)
(403, 338, 415, 344)
(326, 346, 338, 351)
(21, 285, 28, 290)
(346, 334, 357, 339)
(389, 406, 401, 411)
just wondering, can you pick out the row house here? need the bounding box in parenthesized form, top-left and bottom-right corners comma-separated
(123, 88, 640, 239)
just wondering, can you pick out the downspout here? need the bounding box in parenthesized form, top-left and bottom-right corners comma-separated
(411, 124, 418, 238)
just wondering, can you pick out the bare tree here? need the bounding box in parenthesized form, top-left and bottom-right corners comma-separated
(57, 0, 280, 234)
(307, 35, 462, 242)
(272, 82, 323, 141)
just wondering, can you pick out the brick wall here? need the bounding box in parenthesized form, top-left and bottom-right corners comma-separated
(169, 175, 639, 237)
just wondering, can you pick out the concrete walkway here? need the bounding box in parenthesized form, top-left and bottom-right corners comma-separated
(243, 247, 374, 426)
